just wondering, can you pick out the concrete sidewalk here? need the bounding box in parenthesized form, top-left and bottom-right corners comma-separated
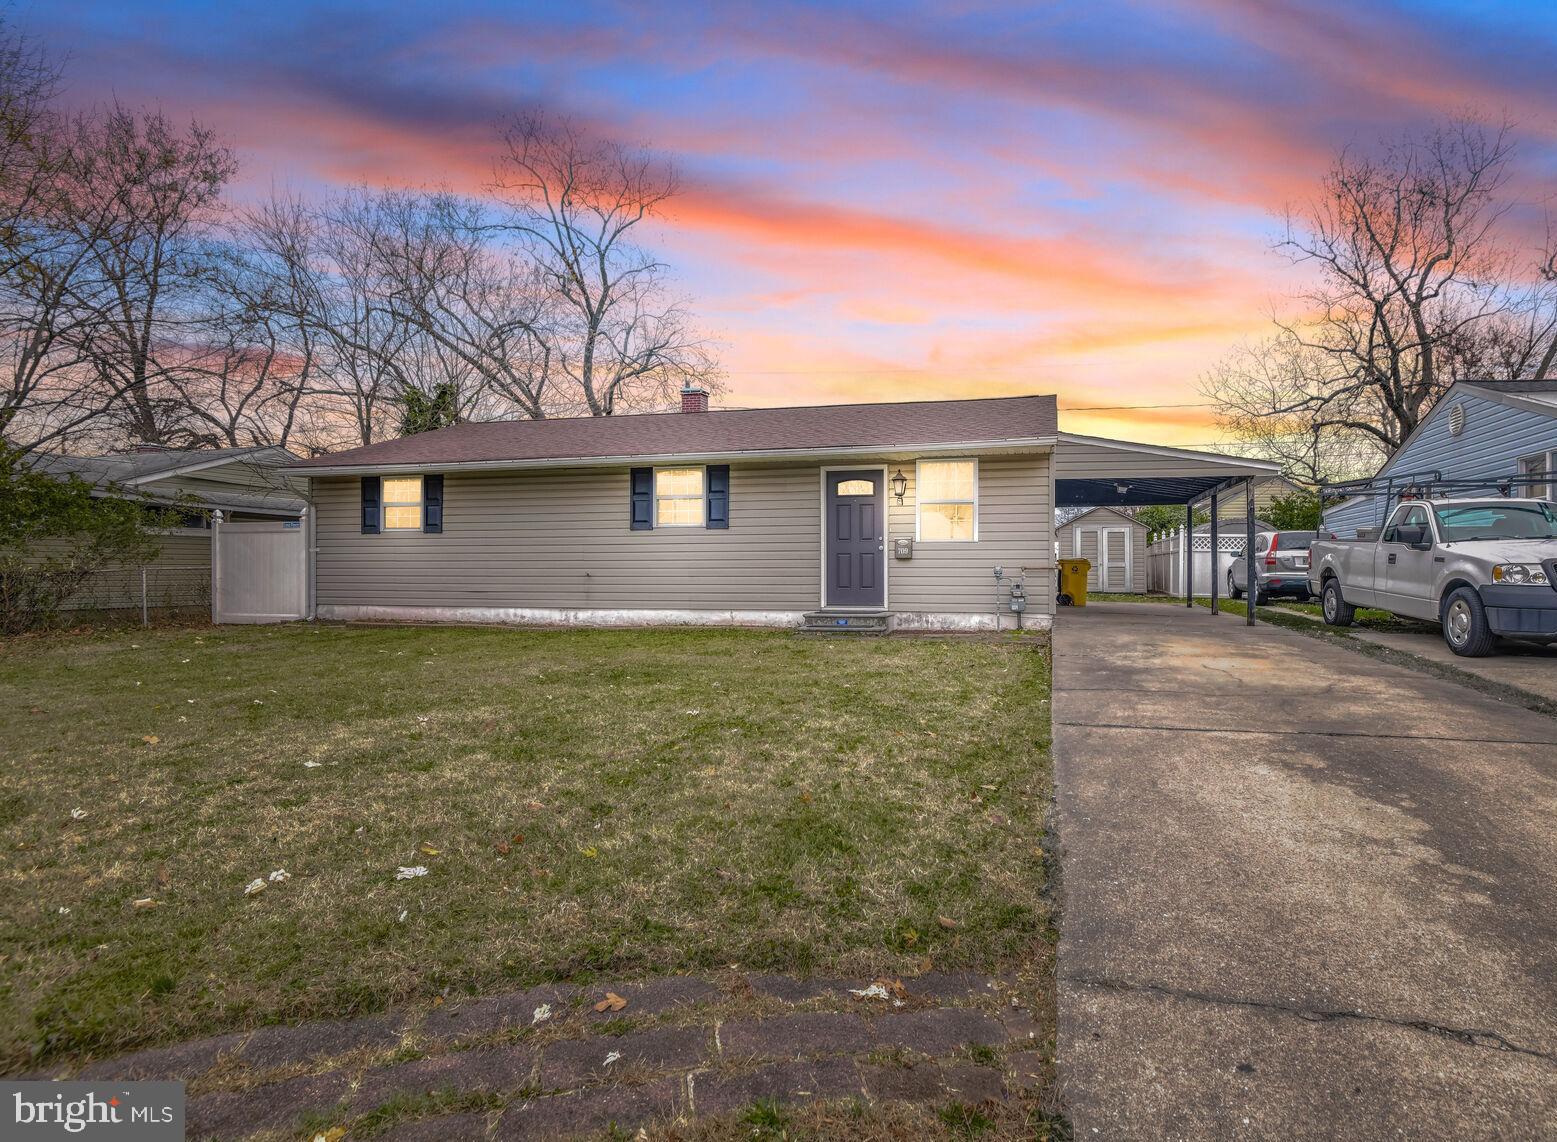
(1052, 603, 1557, 1139)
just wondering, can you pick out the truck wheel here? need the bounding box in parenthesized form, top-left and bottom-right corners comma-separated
(1442, 587, 1496, 657)
(1321, 579, 1355, 627)
(1228, 572, 1243, 600)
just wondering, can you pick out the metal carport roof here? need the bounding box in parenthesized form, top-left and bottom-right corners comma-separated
(1053, 433, 1285, 626)
(1054, 433, 1283, 506)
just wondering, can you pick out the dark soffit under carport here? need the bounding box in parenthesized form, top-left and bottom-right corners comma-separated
(1055, 475, 1252, 507)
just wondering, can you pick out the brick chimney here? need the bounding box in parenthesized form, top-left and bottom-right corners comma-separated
(680, 383, 710, 414)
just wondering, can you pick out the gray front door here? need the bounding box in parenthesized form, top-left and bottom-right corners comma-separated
(826, 470, 885, 607)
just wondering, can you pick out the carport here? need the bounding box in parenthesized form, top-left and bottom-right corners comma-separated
(1054, 433, 1284, 624)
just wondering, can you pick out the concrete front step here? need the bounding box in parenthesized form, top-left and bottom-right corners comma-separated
(800, 610, 894, 634)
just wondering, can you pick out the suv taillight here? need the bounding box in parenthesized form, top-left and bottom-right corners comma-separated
(1264, 535, 1278, 567)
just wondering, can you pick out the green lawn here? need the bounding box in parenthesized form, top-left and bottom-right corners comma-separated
(0, 624, 1052, 1072)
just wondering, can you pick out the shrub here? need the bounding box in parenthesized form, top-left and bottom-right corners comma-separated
(0, 440, 173, 633)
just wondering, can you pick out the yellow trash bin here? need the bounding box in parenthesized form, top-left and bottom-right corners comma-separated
(1058, 558, 1091, 607)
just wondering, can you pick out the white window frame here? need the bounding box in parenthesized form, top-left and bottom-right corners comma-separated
(381, 475, 425, 531)
(915, 458, 979, 542)
(1518, 451, 1556, 500)
(653, 465, 706, 528)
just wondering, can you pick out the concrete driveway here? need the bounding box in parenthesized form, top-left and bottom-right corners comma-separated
(1053, 603, 1557, 1139)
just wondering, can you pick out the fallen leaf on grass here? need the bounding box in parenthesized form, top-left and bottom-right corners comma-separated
(268, 869, 290, 882)
(937, 916, 961, 931)
(532, 1003, 552, 1025)
(580, 846, 599, 859)
(141, 735, 159, 746)
(243, 879, 267, 896)
(418, 841, 441, 857)
(494, 841, 511, 856)
(593, 992, 629, 1013)
(525, 800, 546, 811)
(69, 808, 87, 821)
(311, 1128, 347, 1142)
(131, 898, 159, 909)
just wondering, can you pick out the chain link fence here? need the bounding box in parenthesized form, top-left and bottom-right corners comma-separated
(67, 564, 211, 625)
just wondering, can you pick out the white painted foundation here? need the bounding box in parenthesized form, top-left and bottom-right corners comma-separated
(315, 604, 1051, 632)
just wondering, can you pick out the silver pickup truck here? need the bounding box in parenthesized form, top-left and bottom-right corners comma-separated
(1309, 497, 1557, 656)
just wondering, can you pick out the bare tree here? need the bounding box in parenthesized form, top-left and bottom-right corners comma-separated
(64, 106, 238, 446)
(489, 113, 718, 415)
(242, 191, 420, 449)
(1476, 233, 1557, 382)
(162, 238, 314, 448)
(1260, 120, 1519, 453)
(365, 190, 551, 419)
(1202, 337, 1389, 483)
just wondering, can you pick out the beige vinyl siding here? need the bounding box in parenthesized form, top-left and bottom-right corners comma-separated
(886, 454, 1053, 616)
(29, 532, 211, 611)
(314, 450, 1054, 620)
(1055, 506, 1147, 593)
(315, 464, 820, 612)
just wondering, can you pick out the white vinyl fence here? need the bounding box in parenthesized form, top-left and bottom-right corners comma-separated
(1146, 527, 1246, 598)
(212, 512, 308, 623)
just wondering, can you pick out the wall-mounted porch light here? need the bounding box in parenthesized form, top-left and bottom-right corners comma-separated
(890, 469, 908, 504)
(1114, 482, 1130, 496)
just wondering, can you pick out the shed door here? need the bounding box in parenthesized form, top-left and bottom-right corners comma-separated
(1101, 528, 1130, 591)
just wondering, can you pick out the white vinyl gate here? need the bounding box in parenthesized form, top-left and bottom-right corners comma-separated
(1146, 527, 1243, 598)
(212, 514, 308, 623)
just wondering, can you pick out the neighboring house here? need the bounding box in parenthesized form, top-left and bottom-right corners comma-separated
(1208, 475, 1307, 524)
(289, 392, 1279, 631)
(1323, 381, 1557, 538)
(25, 445, 305, 613)
(1055, 506, 1146, 593)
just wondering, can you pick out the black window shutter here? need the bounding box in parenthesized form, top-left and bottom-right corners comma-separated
(361, 476, 381, 534)
(423, 474, 444, 534)
(706, 465, 729, 529)
(630, 467, 653, 530)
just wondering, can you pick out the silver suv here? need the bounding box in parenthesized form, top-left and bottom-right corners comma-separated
(1229, 531, 1317, 604)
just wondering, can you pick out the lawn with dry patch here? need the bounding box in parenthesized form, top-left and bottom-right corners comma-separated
(0, 624, 1051, 1073)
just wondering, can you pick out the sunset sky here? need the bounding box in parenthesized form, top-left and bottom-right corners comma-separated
(42, 0, 1557, 445)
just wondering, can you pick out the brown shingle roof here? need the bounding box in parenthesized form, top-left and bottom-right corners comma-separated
(291, 395, 1057, 470)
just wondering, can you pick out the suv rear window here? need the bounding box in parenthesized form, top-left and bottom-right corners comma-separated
(1275, 531, 1315, 549)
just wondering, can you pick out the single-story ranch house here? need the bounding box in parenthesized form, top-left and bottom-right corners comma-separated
(290, 390, 1279, 631)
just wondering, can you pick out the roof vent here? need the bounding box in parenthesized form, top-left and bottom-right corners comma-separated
(1448, 402, 1466, 436)
(680, 384, 709, 414)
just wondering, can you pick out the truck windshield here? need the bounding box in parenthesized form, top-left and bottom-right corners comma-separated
(1433, 502, 1557, 541)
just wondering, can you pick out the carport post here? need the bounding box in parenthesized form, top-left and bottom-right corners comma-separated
(1184, 501, 1194, 607)
(1245, 478, 1257, 626)
(1209, 493, 1219, 615)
